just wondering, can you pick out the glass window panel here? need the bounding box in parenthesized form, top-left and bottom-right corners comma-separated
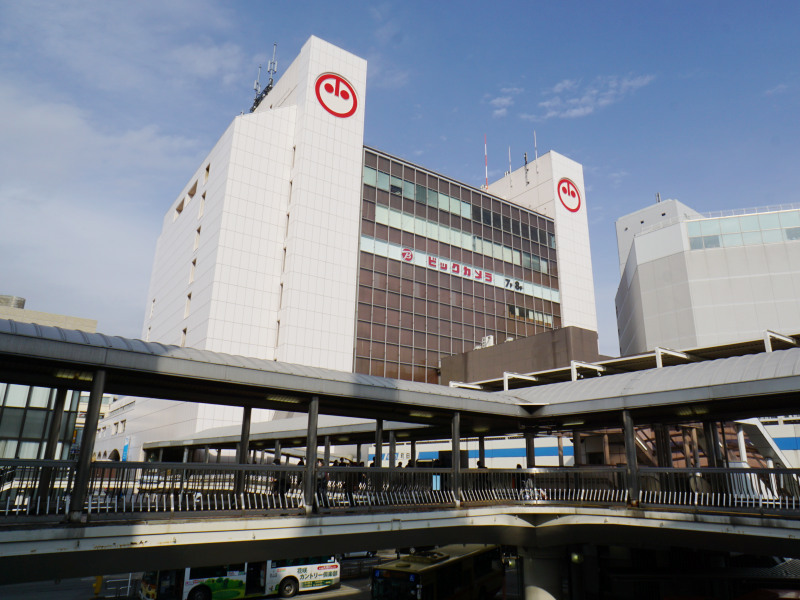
(0, 407, 24, 437)
(460, 201, 472, 219)
(388, 209, 402, 229)
(461, 232, 472, 250)
(29, 387, 51, 408)
(375, 204, 389, 225)
(17, 442, 40, 459)
(700, 219, 721, 235)
(414, 215, 427, 236)
(522, 253, 532, 269)
(438, 194, 450, 212)
(703, 235, 721, 248)
(762, 229, 783, 244)
(403, 180, 415, 200)
(503, 246, 513, 263)
(721, 233, 743, 247)
(785, 227, 800, 241)
(415, 184, 427, 204)
(549, 233, 556, 249)
(377, 171, 390, 191)
(686, 221, 702, 237)
(426, 221, 438, 240)
(742, 231, 762, 245)
(512, 250, 521, 266)
(779, 211, 800, 227)
(0, 440, 18, 459)
(740, 215, 760, 231)
(689, 237, 704, 250)
(427, 189, 438, 208)
(759, 213, 781, 230)
(5, 384, 29, 408)
(363, 166, 377, 187)
(540, 258, 548, 274)
(439, 225, 451, 245)
(493, 243, 504, 260)
(22, 409, 48, 438)
(719, 217, 741, 234)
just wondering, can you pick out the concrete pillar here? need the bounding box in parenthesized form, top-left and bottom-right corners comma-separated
(410, 440, 416, 465)
(703, 421, 720, 467)
(324, 436, 331, 465)
(452, 412, 461, 506)
(356, 443, 362, 464)
(602, 433, 611, 466)
(204, 445, 210, 464)
(525, 431, 536, 468)
(375, 419, 383, 467)
(274, 440, 282, 463)
(557, 434, 564, 467)
(737, 425, 748, 465)
(389, 432, 396, 467)
(69, 369, 106, 522)
(622, 410, 639, 503)
(44, 388, 68, 460)
(304, 396, 319, 509)
(478, 436, 486, 467)
(237, 406, 252, 464)
(182, 448, 189, 463)
(520, 547, 564, 599)
(691, 427, 701, 467)
(572, 431, 582, 466)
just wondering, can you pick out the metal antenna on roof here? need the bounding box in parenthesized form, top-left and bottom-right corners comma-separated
(484, 134, 489, 189)
(524, 152, 529, 185)
(250, 43, 278, 113)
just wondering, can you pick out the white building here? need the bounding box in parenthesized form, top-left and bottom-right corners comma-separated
(96, 36, 597, 463)
(616, 198, 800, 356)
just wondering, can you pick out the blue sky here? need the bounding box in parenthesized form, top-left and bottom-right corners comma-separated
(1, 1, 798, 357)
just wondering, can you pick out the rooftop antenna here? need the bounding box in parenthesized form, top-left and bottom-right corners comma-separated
(656, 192, 662, 203)
(524, 152, 529, 185)
(484, 134, 489, 189)
(250, 43, 278, 113)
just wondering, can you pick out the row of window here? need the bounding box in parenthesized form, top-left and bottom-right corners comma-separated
(508, 304, 555, 327)
(364, 166, 557, 249)
(373, 204, 551, 275)
(687, 210, 800, 250)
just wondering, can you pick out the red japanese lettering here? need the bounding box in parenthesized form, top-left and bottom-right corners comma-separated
(428, 256, 437, 268)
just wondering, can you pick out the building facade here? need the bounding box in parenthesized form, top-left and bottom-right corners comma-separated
(616, 199, 800, 356)
(96, 36, 596, 462)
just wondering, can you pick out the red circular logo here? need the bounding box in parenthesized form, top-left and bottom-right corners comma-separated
(315, 73, 357, 118)
(401, 248, 414, 262)
(557, 178, 581, 212)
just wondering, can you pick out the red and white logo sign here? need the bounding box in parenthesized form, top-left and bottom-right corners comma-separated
(315, 73, 357, 118)
(401, 248, 414, 261)
(557, 178, 581, 213)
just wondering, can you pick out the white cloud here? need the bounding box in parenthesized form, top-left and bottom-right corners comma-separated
(493, 108, 508, 118)
(764, 83, 788, 96)
(522, 74, 655, 121)
(490, 96, 514, 108)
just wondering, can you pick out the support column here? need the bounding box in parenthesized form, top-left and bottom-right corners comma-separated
(703, 421, 720, 467)
(452, 412, 461, 506)
(304, 396, 319, 510)
(69, 370, 106, 522)
(388, 432, 397, 467)
(478, 436, 486, 467)
(182, 448, 189, 463)
(572, 431, 582, 466)
(525, 430, 536, 468)
(44, 388, 68, 460)
(204, 445, 210, 464)
(557, 434, 564, 467)
(602, 433, 611, 466)
(356, 444, 362, 464)
(410, 440, 416, 466)
(737, 424, 748, 466)
(274, 440, 282, 464)
(375, 419, 383, 467)
(622, 410, 639, 503)
(691, 427, 700, 467)
(237, 406, 252, 465)
(719, 423, 730, 467)
(520, 547, 564, 600)
(324, 436, 331, 466)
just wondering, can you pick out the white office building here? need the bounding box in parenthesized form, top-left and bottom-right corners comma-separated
(95, 36, 597, 463)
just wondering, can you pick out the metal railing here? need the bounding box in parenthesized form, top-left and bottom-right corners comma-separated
(2, 459, 800, 522)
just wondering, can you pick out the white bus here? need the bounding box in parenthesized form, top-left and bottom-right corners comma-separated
(139, 556, 340, 600)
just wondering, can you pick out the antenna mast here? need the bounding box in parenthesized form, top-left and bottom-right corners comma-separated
(250, 43, 278, 113)
(484, 134, 489, 189)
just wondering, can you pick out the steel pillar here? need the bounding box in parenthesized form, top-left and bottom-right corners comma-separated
(304, 396, 319, 510)
(69, 369, 106, 522)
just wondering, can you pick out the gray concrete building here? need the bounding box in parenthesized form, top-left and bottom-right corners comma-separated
(615, 200, 800, 356)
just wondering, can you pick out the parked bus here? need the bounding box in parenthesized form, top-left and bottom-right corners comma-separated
(371, 544, 504, 600)
(139, 556, 340, 600)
